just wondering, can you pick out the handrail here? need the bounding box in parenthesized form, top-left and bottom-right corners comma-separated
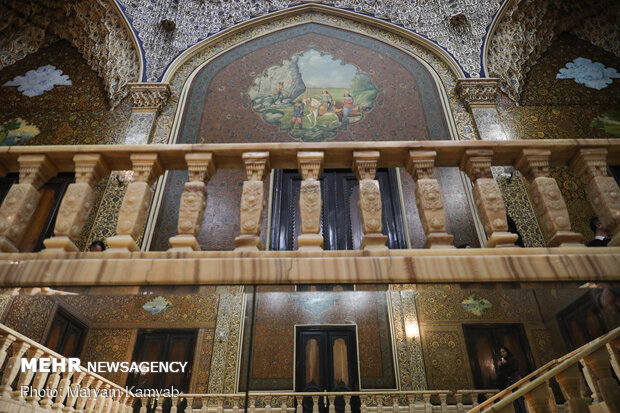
(0, 323, 126, 394)
(0, 139, 619, 172)
(471, 326, 620, 413)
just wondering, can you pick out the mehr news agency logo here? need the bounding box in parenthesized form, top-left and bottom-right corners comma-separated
(20, 358, 185, 399)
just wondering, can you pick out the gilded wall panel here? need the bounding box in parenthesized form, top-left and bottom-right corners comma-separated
(3, 296, 55, 342)
(80, 329, 137, 386)
(525, 323, 566, 368)
(416, 289, 541, 324)
(190, 328, 215, 393)
(390, 289, 427, 390)
(420, 326, 473, 390)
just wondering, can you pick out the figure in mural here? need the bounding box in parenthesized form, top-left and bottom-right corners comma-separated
(0, 118, 40, 146)
(247, 49, 378, 141)
(291, 99, 305, 129)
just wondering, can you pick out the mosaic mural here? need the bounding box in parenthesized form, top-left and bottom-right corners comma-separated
(249, 49, 378, 141)
(2, 296, 55, 343)
(81, 329, 136, 385)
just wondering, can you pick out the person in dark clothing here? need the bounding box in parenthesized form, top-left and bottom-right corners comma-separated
(497, 346, 526, 413)
(586, 217, 611, 247)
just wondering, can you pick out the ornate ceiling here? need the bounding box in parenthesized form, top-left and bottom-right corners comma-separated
(0, 0, 141, 106)
(117, 0, 505, 81)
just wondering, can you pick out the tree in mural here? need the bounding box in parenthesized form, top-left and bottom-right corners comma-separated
(247, 49, 378, 142)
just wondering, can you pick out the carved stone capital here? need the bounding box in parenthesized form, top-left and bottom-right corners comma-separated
(242, 152, 270, 181)
(515, 149, 551, 181)
(73, 154, 109, 186)
(455, 78, 500, 108)
(569, 148, 609, 184)
(17, 155, 58, 188)
(130, 153, 163, 184)
(353, 151, 379, 180)
(297, 152, 324, 180)
(128, 83, 171, 112)
(460, 149, 493, 180)
(186, 153, 216, 183)
(407, 151, 436, 180)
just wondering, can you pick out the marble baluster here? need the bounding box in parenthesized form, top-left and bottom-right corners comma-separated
(345, 395, 352, 413)
(184, 396, 194, 413)
(570, 148, 620, 246)
(583, 347, 620, 413)
(44, 154, 109, 252)
(171, 396, 179, 413)
(516, 149, 582, 247)
(40, 370, 61, 408)
(556, 364, 589, 413)
(63, 371, 85, 410)
(52, 371, 74, 410)
(455, 394, 464, 413)
(106, 153, 163, 252)
(297, 151, 324, 250)
(0, 335, 16, 372)
(235, 152, 270, 251)
(169, 153, 216, 251)
(524, 382, 553, 413)
(407, 150, 455, 248)
(75, 375, 95, 411)
(84, 379, 102, 412)
(461, 149, 518, 247)
(353, 151, 388, 250)
(406, 395, 415, 413)
(608, 338, 620, 378)
(0, 155, 58, 252)
(138, 396, 149, 413)
(423, 394, 432, 413)
(0, 341, 30, 398)
(12, 348, 43, 401)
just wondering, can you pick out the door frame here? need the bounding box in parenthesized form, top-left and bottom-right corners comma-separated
(293, 324, 362, 392)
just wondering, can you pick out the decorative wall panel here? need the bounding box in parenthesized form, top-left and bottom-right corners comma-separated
(80, 329, 137, 385)
(3, 296, 54, 343)
(420, 326, 473, 390)
(191, 328, 215, 393)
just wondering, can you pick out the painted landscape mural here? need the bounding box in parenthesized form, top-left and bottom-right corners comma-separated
(248, 49, 378, 141)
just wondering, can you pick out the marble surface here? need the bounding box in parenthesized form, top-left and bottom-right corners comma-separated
(0, 248, 618, 286)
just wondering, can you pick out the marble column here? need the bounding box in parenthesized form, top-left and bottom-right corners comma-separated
(516, 149, 582, 247)
(570, 148, 620, 246)
(106, 153, 163, 252)
(234, 152, 270, 251)
(406, 150, 454, 248)
(456, 78, 508, 141)
(461, 150, 517, 247)
(169, 153, 216, 251)
(126, 83, 171, 145)
(352, 151, 388, 250)
(297, 151, 324, 251)
(0, 155, 58, 252)
(43, 154, 109, 252)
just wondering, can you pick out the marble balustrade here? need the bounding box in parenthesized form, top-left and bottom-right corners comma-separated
(0, 323, 134, 413)
(0, 140, 617, 254)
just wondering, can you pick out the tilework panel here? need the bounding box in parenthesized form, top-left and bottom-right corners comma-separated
(3, 296, 55, 343)
(390, 289, 427, 390)
(86, 173, 131, 250)
(494, 168, 546, 248)
(241, 289, 396, 390)
(549, 166, 595, 242)
(153, 13, 476, 145)
(525, 324, 566, 367)
(151, 169, 268, 252)
(191, 328, 215, 393)
(0, 41, 130, 146)
(471, 107, 509, 141)
(400, 168, 480, 248)
(0, 294, 12, 321)
(416, 289, 541, 324)
(419, 326, 473, 390)
(80, 329, 136, 385)
(208, 291, 244, 393)
(125, 111, 157, 145)
(56, 293, 219, 328)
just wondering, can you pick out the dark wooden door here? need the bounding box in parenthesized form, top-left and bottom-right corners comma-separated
(296, 326, 359, 413)
(126, 330, 196, 392)
(45, 309, 88, 358)
(557, 291, 608, 350)
(270, 169, 407, 250)
(463, 324, 535, 390)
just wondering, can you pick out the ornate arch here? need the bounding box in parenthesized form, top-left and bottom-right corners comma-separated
(483, 0, 619, 102)
(0, 0, 143, 107)
(151, 5, 477, 144)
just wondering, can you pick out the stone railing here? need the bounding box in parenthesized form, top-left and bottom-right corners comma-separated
(469, 326, 620, 413)
(0, 323, 134, 413)
(132, 389, 499, 413)
(0, 140, 618, 285)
